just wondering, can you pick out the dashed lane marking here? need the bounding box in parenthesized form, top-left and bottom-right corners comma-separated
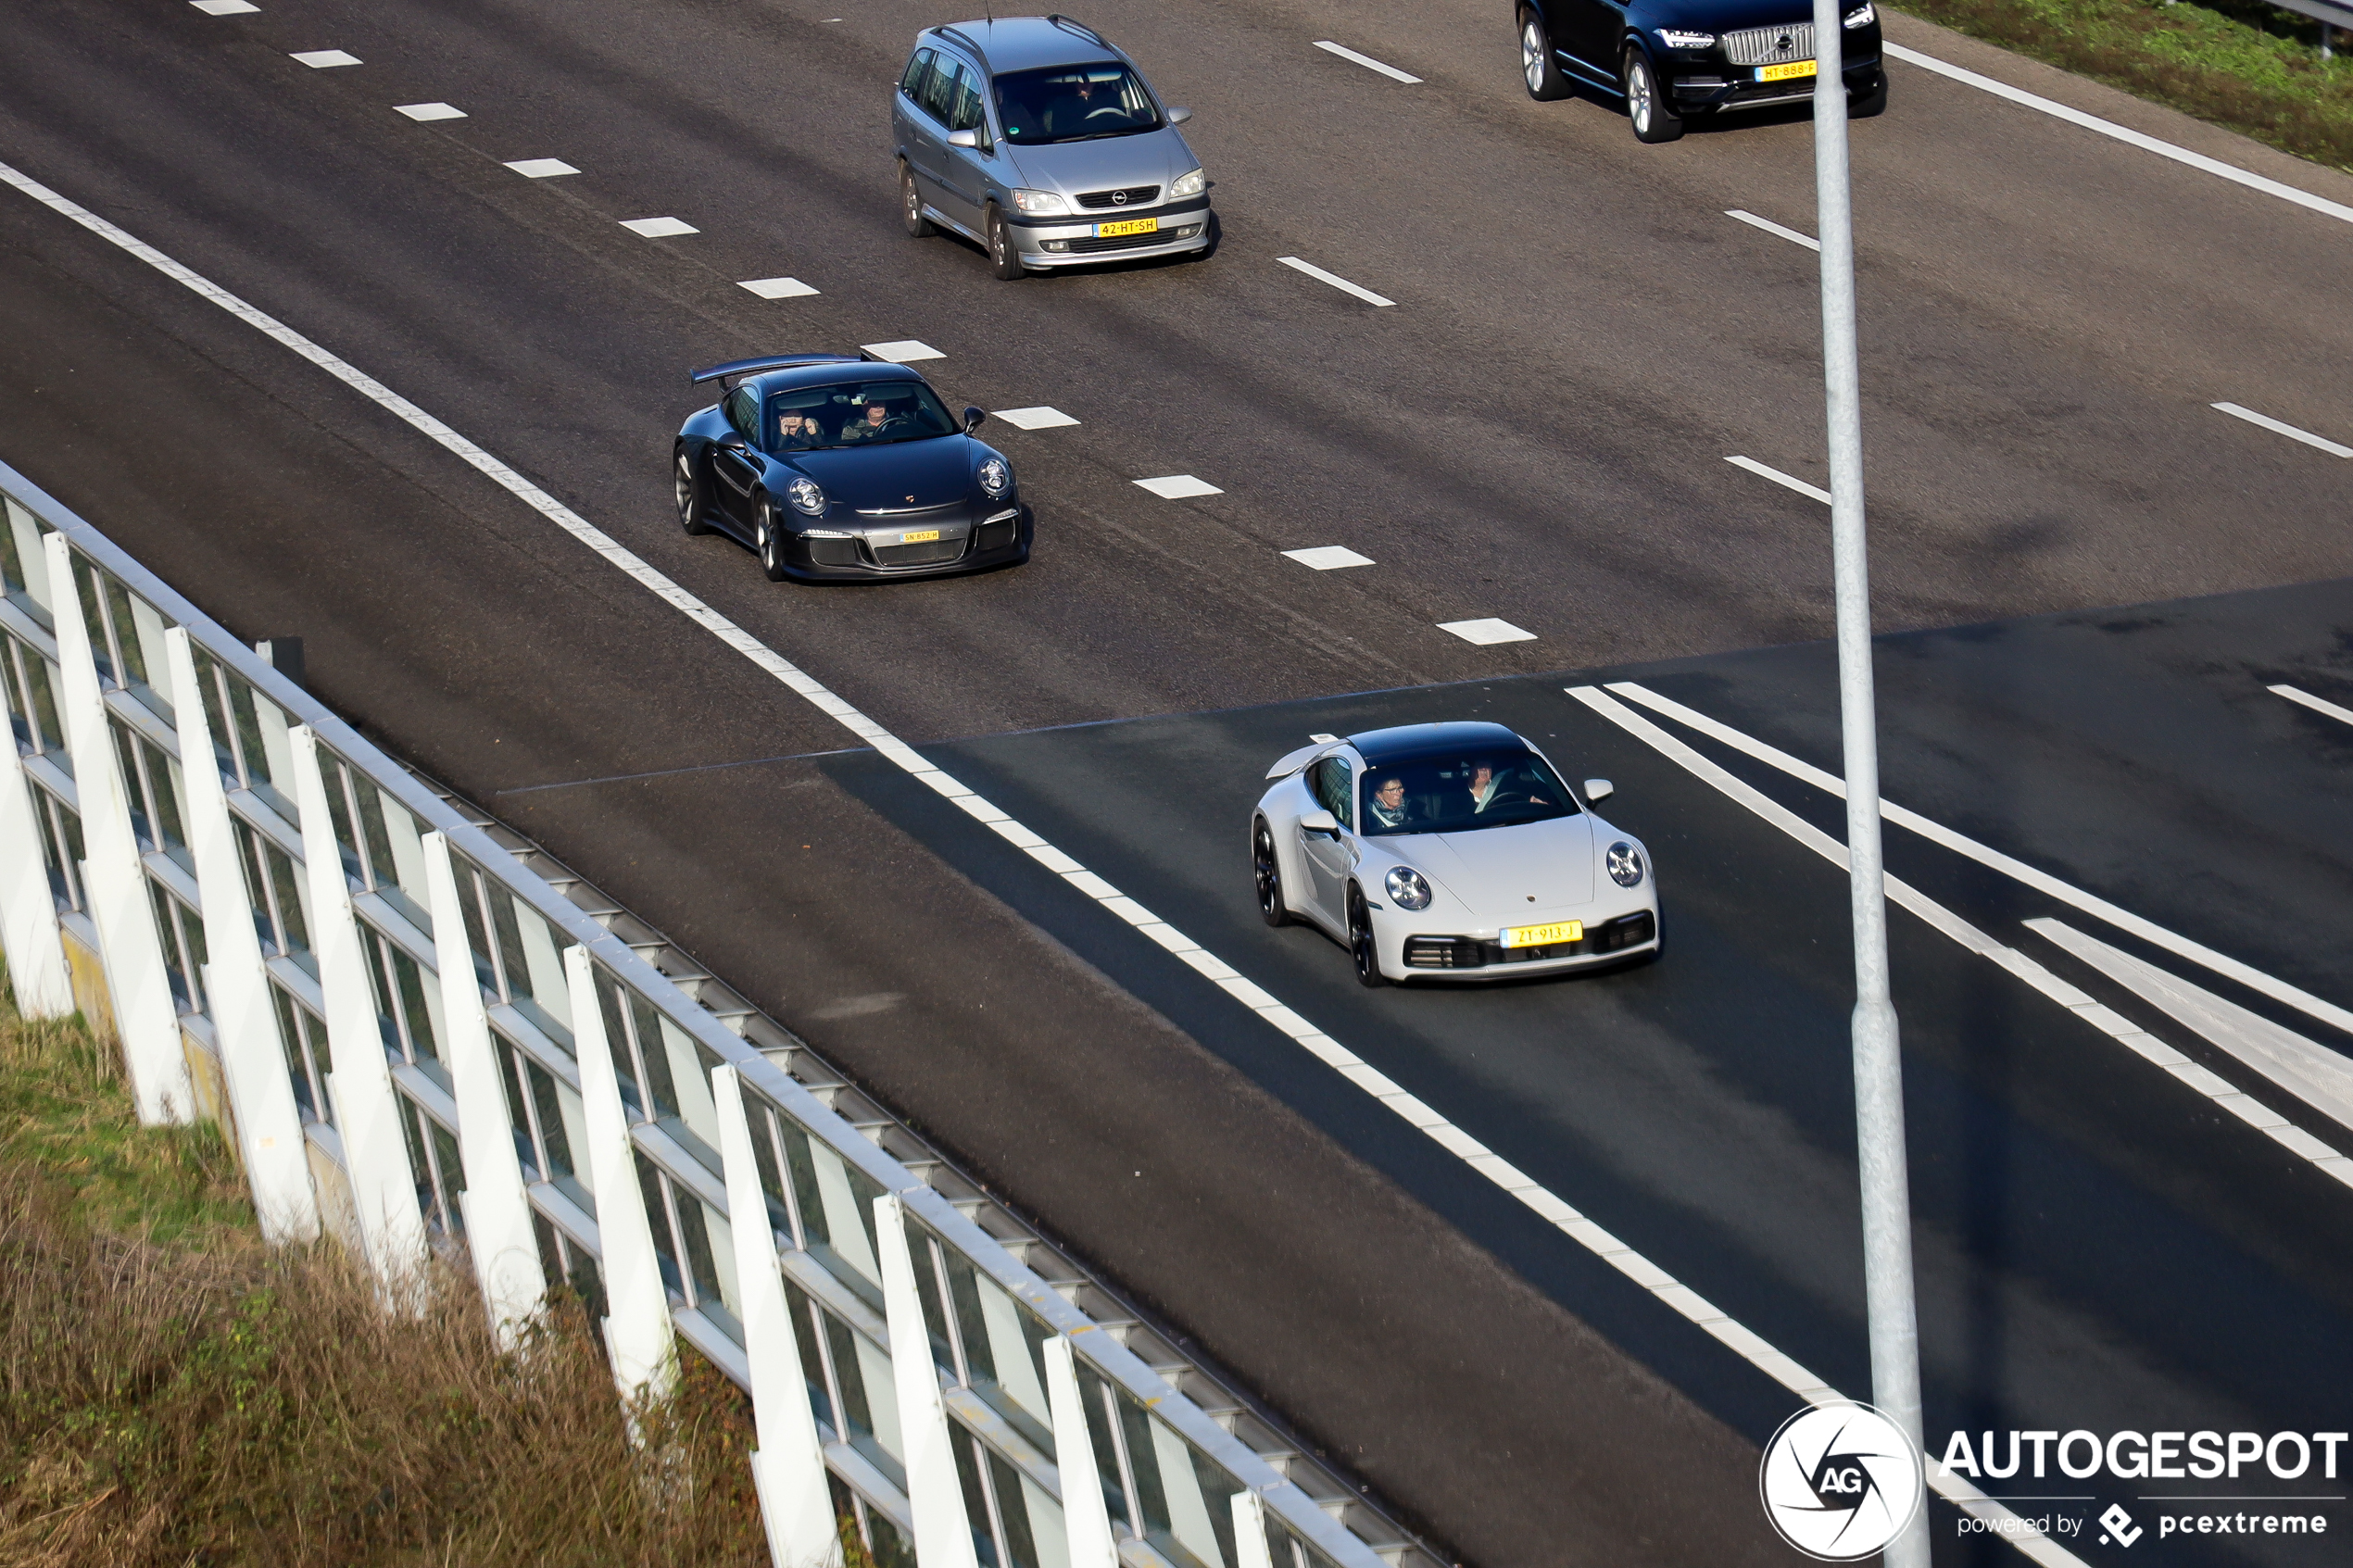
(1133, 474, 1222, 498)
(2271, 684, 2353, 727)
(860, 339, 941, 362)
(193, 0, 259, 13)
(505, 159, 579, 179)
(290, 49, 362, 68)
(992, 407, 1079, 430)
(1438, 618, 1534, 645)
(1277, 256, 1395, 307)
(0, 156, 2076, 1566)
(2212, 402, 2353, 458)
(1312, 41, 1422, 83)
(1726, 209, 1819, 251)
(621, 216, 698, 238)
(1726, 455, 1831, 505)
(396, 102, 466, 120)
(1282, 546, 1374, 571)
(738, 277, 819, 299)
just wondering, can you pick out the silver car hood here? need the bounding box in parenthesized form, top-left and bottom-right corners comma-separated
(1005, 129, 1193, 199)
(1401, 815, 1596, 918)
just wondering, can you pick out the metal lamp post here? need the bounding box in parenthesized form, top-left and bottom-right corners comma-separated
(1810, 10, 1931, 1567)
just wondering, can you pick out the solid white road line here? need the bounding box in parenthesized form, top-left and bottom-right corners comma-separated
(1885, 42, 2353, 229)
(2212, 402, 2353, 458)
(2271, 683, 2353, 727)
(1312, 41, 1423, 84)
(738, 277, 819, 299)
(992, 407, 1080, 431)
(1726, 209, 1820, 251)
(290, 49, 362, 68)
(504, 158, 579, 179)
(1570, 685, 2353, 1199)
(2029, 919, 2353, 1162)
(1726, 455, 1832, 505)
(621, 216, 698, 238)
(859, 339, 940, 362)
(1604, 680, 2353, 1042)
(1438, 618, 1534, 645)
(1283, 546, 1375, 571)
(0, 158, 2082, 1563)
(1133, 474, 1222, 498)
(1276, 257, 1395, 307)
(396, 102, 467, 121)
(193, 0, 260, 13)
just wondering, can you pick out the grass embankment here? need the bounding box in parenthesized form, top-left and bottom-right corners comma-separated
(0, 997, 784, 1566)
(1894, 0, 2353, 173)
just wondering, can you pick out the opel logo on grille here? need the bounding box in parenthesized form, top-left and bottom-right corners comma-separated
(1776, 31, 1794, 49)
(1111, 190, 1128, 205)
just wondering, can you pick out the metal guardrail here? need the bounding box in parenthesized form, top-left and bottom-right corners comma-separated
(0, 456, 1443, 1568)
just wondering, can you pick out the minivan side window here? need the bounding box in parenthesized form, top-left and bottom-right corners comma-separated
(900, 48, 936, 103)
(947, 64, 988, 136)
(920, 56, 963, 125)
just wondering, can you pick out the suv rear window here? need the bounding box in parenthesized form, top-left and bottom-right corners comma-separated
(993, 64, 1161, 144)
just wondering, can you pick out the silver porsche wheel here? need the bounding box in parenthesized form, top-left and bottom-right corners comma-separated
(1348, 887, 1388, 988)
(1253, 821, 1290, 927)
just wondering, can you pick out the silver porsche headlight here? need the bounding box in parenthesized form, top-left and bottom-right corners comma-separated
(1606, 842, 1645, 889)
(784, 476, 827, 517)
(1384, 866, 1431, 910)
(978, 458, 1012, 498)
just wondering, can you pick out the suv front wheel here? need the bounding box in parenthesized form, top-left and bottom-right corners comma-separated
(1623, 48, 1683, 143)
(1519, 8, 1570, 100)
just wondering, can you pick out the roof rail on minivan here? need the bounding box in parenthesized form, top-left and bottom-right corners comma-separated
(937, 24, 986, 58)
(1047, 14, 1108, 45)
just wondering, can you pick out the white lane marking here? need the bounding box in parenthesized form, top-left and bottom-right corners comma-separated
(621, 216, 698, 238)
(2029, 919, 2353, 1167)
(1283, 546, 1375, 571)
(0, 157, 2082, 1566)
(738, 276, 819, 299)
(290, 49, 362, 68)
(1726, 208, 1820, 251)
(1568, 682, 2353, 1201)
(193, 0, 260, 14)
(1885, 42, 2353, 229)
(2211, 402, 2353, 458)
(860, 339, 940, 362)
(396, 102, 467, 121)
(992, 406, 1079, 431)
(1312, 41, 1423, 83)
(1726, 455, 1831, 505)
(1276, 257, 1395, 307)
(2271, 683, 2353, 727)
(1604, 680, 2353, 1040)
(1134, 473, 1222, 498)
(505, 158, 579, 179)
(1439, 618, 1535, 645)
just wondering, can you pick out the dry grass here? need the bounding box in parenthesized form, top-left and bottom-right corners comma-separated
(1893, 0, 2353, 172)
(0, 994, 799, 1568)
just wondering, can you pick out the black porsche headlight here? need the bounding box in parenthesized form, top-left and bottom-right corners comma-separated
(1384, 866, 1432, 910)
(978, 458, 1012, 498)
(1607, 842, 1645, 889)
(785, 476, 826, 517)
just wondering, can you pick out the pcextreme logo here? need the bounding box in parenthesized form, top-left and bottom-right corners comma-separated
(1759, 1402, 1926, 1561)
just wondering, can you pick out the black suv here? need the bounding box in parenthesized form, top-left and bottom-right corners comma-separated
(1517, 0, 1884, 143)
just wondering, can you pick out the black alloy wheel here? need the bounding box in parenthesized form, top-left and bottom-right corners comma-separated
(1348, 887, 1388, 988)
(674, 450, 711, 535)
(1253, 822, 1290, 927)
(987, 205, 1025, 282)
(901, 164, 934, 238)
(1623, 49, 1684, 143)
(755, 496, 790, 582)
(1519, 9, 1570, 100)
(1850, 70, 1889, 118)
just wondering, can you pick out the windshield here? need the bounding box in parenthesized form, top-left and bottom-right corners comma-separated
(1358, 748, 1580, 836)
(768, 381, 959, 451)
(993, 63, 1162, 144)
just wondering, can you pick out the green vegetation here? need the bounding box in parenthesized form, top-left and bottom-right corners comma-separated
(0, 993, 779, 1566)
(1894, 0, 2353, 172)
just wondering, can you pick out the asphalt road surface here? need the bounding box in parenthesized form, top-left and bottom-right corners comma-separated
(2, 0, 2349, 1562)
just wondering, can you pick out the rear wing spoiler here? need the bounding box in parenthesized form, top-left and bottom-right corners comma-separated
(686, 354, 861, 389)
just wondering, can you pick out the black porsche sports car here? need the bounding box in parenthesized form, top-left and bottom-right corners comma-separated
(674, 354, 1031, 582)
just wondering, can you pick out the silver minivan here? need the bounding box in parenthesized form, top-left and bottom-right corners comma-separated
(893, 16, 1211, 279)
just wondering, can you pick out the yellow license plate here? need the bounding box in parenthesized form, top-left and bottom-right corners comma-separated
(1094, 217, 1160, 239)
(1502, 920, 1582, 949)
(1757, 59, 1818, 82)
(899, 529, 941, 544)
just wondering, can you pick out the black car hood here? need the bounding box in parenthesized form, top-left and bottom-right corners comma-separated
(784, 436, 974, 509)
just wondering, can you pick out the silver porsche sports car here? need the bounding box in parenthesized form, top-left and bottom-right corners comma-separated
(1250, 721, 1660, 985)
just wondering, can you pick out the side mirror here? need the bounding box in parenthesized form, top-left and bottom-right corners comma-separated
(1166, 106, 1193, 125)
(717, 433, 749, 452)
(963, 406, 987, 432)
(1583, 779, 1615, 804)
(1299, 809, 1339, 836)
(946, 128, 980, 149)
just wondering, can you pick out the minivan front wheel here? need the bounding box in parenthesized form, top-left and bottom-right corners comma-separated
(900, 164, 934, 238)
(1624, 50, 1683, 143)
(1520, 9, 1569, 100)
(986, 205, 1026, 281)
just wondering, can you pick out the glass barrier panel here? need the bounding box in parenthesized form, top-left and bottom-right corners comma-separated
(191, 646, 236, 784)
(637, 1151, 685, 1298)
(1111, 1390, 1246, 1568)
(950, 1425, 1007, 1568)
(778, 1115, 885, 1308)
(111, 723, 152, 847)
(824, 1307, 905, 1482)
(224, 673, 299, 821)
(273, 985, 332, 1126)
(0, 496, 55, 626)
(784, 1277, 837, 1435)
(488, 887, 573, 1042)
(149, 881, 195, 1014)
(748, 1097, 796, 1240)
(107, 579, 174, 722)
(69, 558, 110, 684)
(590, 970, 645, 1116)
(681, 1193, 742, 1331)
(944, 1251, 1056, 1448)
(1073, 1364, 1135, 1536)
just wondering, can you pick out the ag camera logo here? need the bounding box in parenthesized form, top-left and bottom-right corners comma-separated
(1759, 1401, 1925, 1561)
